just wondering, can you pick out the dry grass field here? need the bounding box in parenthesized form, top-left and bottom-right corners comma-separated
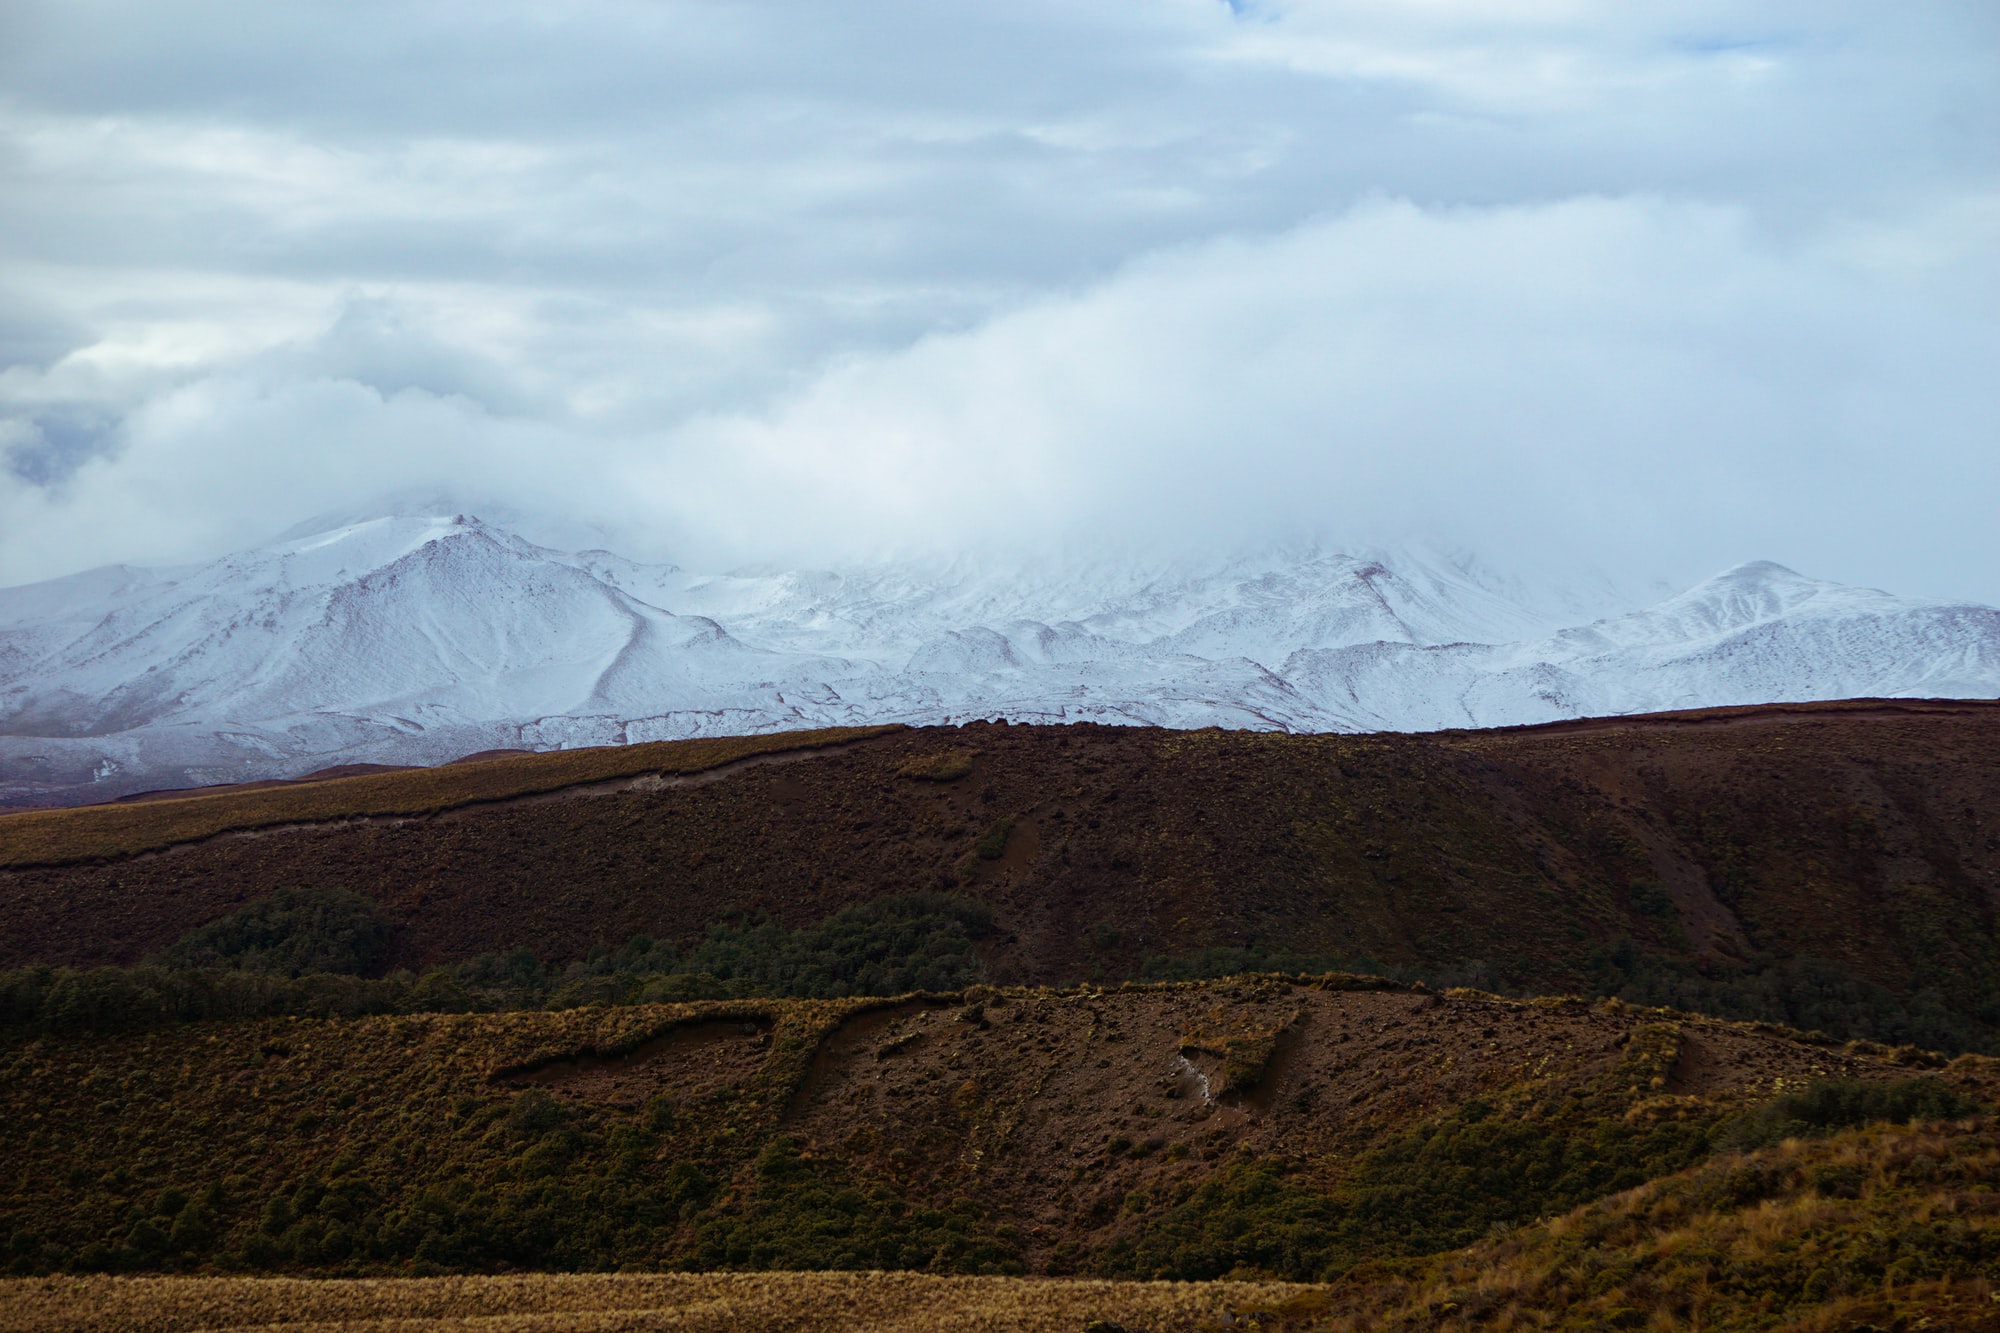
(0, 726, 897, 870)
(0, 1271, 1322, 1332)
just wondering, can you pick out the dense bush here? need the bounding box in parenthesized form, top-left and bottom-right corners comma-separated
(1096, 1093, 1716, 1282)
(1089, 1160, 1345, 1281)
(1140, 946, 1361, 983)
(0, 894, 993, 1034)
(1142, 938, 1997, 1055)
(1729, 1077, 1976, 1150)
(151, 886, 393, 977)
(1140, 947, 1514, 995)
(0, 964, 406, 1033)
(1097, 1068, 1983, 1286)
(676, 894, 993, 998)
(1594, 941, 1997, 1054)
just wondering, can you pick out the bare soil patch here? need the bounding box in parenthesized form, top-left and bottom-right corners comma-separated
(501, 1017, 776, 1111)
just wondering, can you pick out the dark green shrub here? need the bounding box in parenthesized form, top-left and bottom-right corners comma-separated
(1729, 1078, 1976, 1150)
(153, 886, 392, 977)
(674, 894, 994, 998)
(1141, 946, 1366, 983)
(0, 894, 994, 1034)
(971, 818, 1013, 861)
(1101, 1056, 1721, 1282)
(1594, 943, 1996, 1055)
(37, 968, 168, 1033)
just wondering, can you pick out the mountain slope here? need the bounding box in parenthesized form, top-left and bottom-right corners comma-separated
(1, 514, 1995, 804)
(1284, 561, 2000, 731)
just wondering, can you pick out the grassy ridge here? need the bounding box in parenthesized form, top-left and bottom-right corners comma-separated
(1305, 1108, 2000, 1330)
(0, 726, 899, 869)
(0, 996, 882, 1277)
(5, 1108, 1999, 1331)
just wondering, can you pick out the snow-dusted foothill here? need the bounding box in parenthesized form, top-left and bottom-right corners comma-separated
(2, 513, 1995, 804)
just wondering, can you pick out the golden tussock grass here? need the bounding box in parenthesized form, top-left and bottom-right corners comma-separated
(0, 1271, 1321, 1333)
(893, 750, 975, 782)
(1301, 1098, 2000, 1332)
(0, 726, 899, 869)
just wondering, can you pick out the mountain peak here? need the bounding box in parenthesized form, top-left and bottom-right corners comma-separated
(1709, 559, 1811, 585)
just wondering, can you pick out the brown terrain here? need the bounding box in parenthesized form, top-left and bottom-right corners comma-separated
(5, 703, 1999, 1320)
(635, 983, 1889, 1268)
(3, 973, 1969, 1281)
(2, 699, 1997, 1041)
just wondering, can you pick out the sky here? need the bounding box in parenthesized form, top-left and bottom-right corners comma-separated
(0, 0, 1996, 600)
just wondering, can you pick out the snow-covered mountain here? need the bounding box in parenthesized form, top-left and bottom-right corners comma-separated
(2, 513, 1995, 805)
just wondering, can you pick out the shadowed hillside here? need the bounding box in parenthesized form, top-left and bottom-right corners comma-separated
(2, 975, 1987, 1285)
(3, 700, 1998, 1050)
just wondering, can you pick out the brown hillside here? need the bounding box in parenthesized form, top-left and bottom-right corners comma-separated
(2, 701, 1997, 1042)
(0, 975, 1967, 1282)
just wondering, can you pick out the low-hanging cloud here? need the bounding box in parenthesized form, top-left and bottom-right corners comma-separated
(640, 194, 2000, 594)
(0, 0, 1995, 600)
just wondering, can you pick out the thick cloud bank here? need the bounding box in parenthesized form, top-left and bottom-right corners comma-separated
(0, 1, 1995, 598)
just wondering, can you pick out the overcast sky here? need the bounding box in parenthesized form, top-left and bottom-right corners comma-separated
(1, 0, 1995, 599)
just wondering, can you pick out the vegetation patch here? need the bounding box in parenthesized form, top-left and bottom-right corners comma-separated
(1310, 1103, 2000, 1331)
(1727, 1076, 1976, 1151)
(152, 886, 391, 977)
(970, 817, 1014, 862)
(895, 751, 974, 782)
(686, 1137, 1022, 1274)
(1096, 1024, 1718, 1281)
(0, 895, 995, 1034)
(0, 1271, 1322, 1333)
(1593, 941, 1999, 1055)
(1179, 1006, 1300, 1094)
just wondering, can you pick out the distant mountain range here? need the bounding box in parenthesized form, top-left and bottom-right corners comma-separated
(2, 512, 1995, 804)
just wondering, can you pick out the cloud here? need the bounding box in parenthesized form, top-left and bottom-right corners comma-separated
(0, 0, 1994, 599)
(633, 192, 2000, 592)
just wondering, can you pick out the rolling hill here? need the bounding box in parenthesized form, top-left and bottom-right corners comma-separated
(4, 700, 1997, 1052)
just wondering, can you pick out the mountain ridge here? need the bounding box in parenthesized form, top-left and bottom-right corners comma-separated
(2, 513, 1995, 805)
